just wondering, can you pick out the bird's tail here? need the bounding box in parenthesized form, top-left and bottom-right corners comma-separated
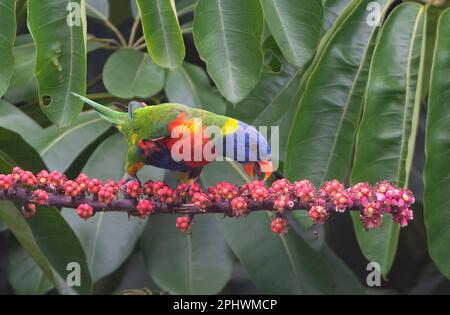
(71, 92, 127, 125)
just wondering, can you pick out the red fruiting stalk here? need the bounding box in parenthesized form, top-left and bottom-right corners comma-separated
(0, 167, 417, 233)
(75, 173, 90, 191)
(63, 180, 81, 197)
(21, 203, 36, 218)
(125, 181, 142, 199)
(191, 192, 211, 211)
(271, 217, 288, 234)
(292, 180, 316, 205)
(175, 216, 192, 232)
(36, 170, 49, 187)
(20, 171, 37, 187)
(48, 171, 65, 188)
(33, 189, 48, 205)
(136, 199, 155, 218)
(231, 196, 249, 217)
(309, 204, 329, 225)
(77, 204, 94, 220)
(0, 174, 13, 190)
(87, 178, 102, 194)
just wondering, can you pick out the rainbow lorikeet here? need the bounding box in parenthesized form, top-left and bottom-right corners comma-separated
(72, 93, 272, 185)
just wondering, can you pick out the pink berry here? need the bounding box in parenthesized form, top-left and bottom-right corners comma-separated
(308, 204, 329, 225)
(0, 174, 13, 190)
(136, 199, 155, 218)
(87, 178, 102, 194)
(125, 181, 141, 198)
(36, 170, 49, 187)
(216, 181, 238, 200)
(63, 180, 80, 197)
(191, 192, 211, 211)
(11, 167, 23, 183)
(273, 194, 294, 213)
(143, 180, 155, 196)
(20, 171, 37, 187)
(269, 179, 291, 196)
(77, 204, 94, 220)
(231, 196, 249, 217)
(98, 185, 115, 204)
(270, 217, 288, 234)
(48, 171, 65, 188)
(292, 180, 316, 205)
(75, 173, 90, 191)
(33, 189, 48, 205)
(176, 216, 191, 232)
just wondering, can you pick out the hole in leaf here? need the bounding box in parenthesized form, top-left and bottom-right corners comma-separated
(41, 95, 52, 106)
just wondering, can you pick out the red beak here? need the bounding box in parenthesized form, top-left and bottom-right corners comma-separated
(243, 161, 272, 181)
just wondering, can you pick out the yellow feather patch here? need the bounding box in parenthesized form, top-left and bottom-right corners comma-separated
(222, 119, 238, 135)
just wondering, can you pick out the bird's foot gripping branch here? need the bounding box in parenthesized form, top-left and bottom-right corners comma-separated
(0, 167, 415, 234)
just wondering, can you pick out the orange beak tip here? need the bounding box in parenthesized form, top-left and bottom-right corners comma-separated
(243, 163, 255, 178)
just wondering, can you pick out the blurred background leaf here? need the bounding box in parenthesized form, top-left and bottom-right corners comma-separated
(193, 0, 264, 103)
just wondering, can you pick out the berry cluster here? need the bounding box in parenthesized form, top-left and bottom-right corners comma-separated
(0, 167, 415, 235)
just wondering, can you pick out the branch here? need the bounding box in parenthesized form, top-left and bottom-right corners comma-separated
(0, 186, 356, 215)
(0, 168, 415, 234)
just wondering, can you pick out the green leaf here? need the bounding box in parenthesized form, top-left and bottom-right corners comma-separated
(193, 0, 264, 103)
(28, 0, 87, 127)
(7, 235, 55, 295)
(260, 0, 323, 68)
(4, 34, 107, 105)
(0, 0, 16, 96)
(62, 134, 164, 282)
(420, 4, 443, 101)
(322, 0, 353, 34)
(201, 162, 337, 294)
(137, 0, 185, 69)
(424, 7, 450, 279)
(0, 129, 93, 294)
(32, 111, 111, 172)
(0, 202, 94, 294)
(229, 63, 303, 160)
(285, 0, 393, 185)
(103, 48, 164, 99)
(165, 62, 227, 115)
(140, 214, 234, 294)
(351, 3, 425, 277)
(0, 127, 45, 173)
(0, 99, 42, 145)
(3, 35, 38, 104)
